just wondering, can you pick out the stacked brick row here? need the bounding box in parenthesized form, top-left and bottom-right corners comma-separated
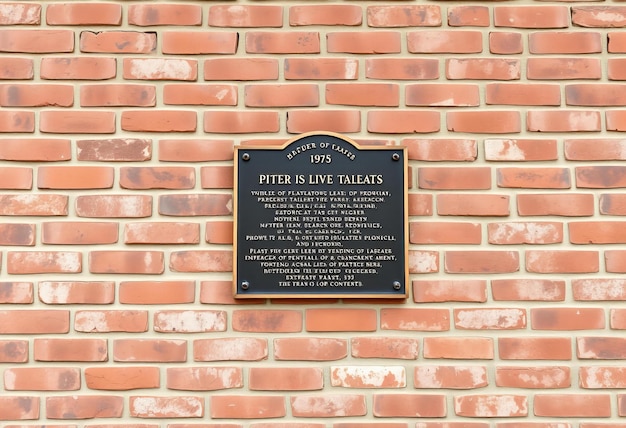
(2, 0, 626, 425)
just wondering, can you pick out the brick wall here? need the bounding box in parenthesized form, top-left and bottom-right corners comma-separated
(1, 0, 626, 425)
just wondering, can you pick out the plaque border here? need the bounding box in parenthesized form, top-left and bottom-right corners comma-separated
(233, 131, 409, 299)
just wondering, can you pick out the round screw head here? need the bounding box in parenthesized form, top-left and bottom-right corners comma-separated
(393, 281, 402, 290)
(241, 281, 249, 290)
(242, 153, 250, 161)
(392, 153, 400, 161)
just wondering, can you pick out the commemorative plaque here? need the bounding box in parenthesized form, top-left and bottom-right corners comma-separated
(233, 132, 408, 298)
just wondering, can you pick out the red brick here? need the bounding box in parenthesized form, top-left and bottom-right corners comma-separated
(164, 84, 237, 106)
(328, 83, 399, 106)
(0, 138, 70, 161)
(77, 138, 151, 162)
(415, 365, 488, 389)
(445, 251, 519, 274)
(290, 5, 362, 26)
(365, 58, 439, 80)
(211, 395, 285, 419)
(206, 58, 278, 81)
(306, 308, 376, 332)
(170, 250, 232, 272)
(367, 110, 439, 134)
(406, 84, 479, 107)
(609, 58, 626, 80)
(271, 337, 346, 361)
(194, 337, 268, 362)
(413, 280, 486, 303)
(609, 32, 626, 52)
(454, 308, 526, 330)
(76, 195, 152, 218)
(437, 194, 510, 216)
(41, 57, 116, 80)
(159, 194, 232, 216)
(167, 366, 242, 392)
(455, 394, 528, 417)
(526, 110, 602, 132)
(0, 57, 33, 79)
(448, 6, 490, 27)
(577, 166, 626, 188)
(130, 396, 204, 418)
(610, 309, 626, 329)
(578, 337, 626, 359)
(488, 222, 563, 245)
(410, 222, 481, 244)
(0, 83, 73, 107)
(246, 31, 320, 54)
(38, 166, 113, 189)
(492, 279, 566, 301)
(200, 166, 232, 190)
(351, 337, 418, 360)
(494, 6, 569, 28)
(287, 109, 360, 134)
(205, 221, 233, 244)
(499, 337, 572, 360)
(567, 83, 626, 106)
(89, 250, 164, 274)
(155, 310, 226, 333)
(0, 110, 34, 132)
(409, 250, 440, 274)
(565, 138, 626, 161)
(580, 366, 626, 388)
(404, 138, 476, 161)
(529, 32, 602, 54)
(46, 395, 124, 419)
(526, 250, 599, 273)
(232, 309, 302, 333)
(327, 31, 401, 54)
(497, 366, 570, 389)
(8, 251, 81, 274)
(517, 193, 594, 216)
(123, 58, 197, 81)
(0, 194, 68, 216)
(0, 167, 31, 189)
(373, 394, 446, 417)
(381, 308, 450, 332)
(80, 31, 156, 54)
(120, 166, 195, 190)
(4, 367, 80, 391)
(159, 139, 234, 162)
(204, 110, 279, 134)
(34, 338, 107, 362)
(489, 32, 523, 54)
(0, 3, 40, 24)
(125, 222, 199, 244)
(424, 337, 494, 359)
(122, 110, 196, 133)
(606, 250, 626, 273)
(85, 366, 160, 390)
(534, 394, 610, 417)
(446, 58, 520, 80)
(119, 281, 195, 304)
(485, 138, 558, 161)
(600, 194, 626, 215)
(209, 5, 283, 27)
(35, 210, 103, 239)
(331, 366, 405, 388)
(607, 110, 626, 131)
(408, 31, 482, 53)
(114, 339, 187, 362)
(0, 29, 73, 53)
(245, 84, 318, 107)
(497, 167, 570, 189)
(40, 110, 116, 134)
(46, 3, 121, 25)
(250, 367, 323, 390)
(199, 280, 262, 305)
(486, 83, 561, 106)
(0, 282, 33, 303)
(75, 310, 148, 333)
(80, 84, 155, 107)
(368, 5, 441, 27)
(574, 278, 626, 301)
(128, 4, 201, 26)
(448, 110, 521, 134)
(291, 394, 366, 418)
(0, 340, 28, 362)
(162, 31, 238, 55)
(531, 307, 605, 330)
(0, 396, 39, 420)
(420, 167, 491, 191)
(570, 221, 626, 244)
(38, 281, 114, 304)
(534, 58, 602, 80)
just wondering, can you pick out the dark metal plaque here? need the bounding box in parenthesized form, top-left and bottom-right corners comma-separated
(233, 132, 407, 298)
